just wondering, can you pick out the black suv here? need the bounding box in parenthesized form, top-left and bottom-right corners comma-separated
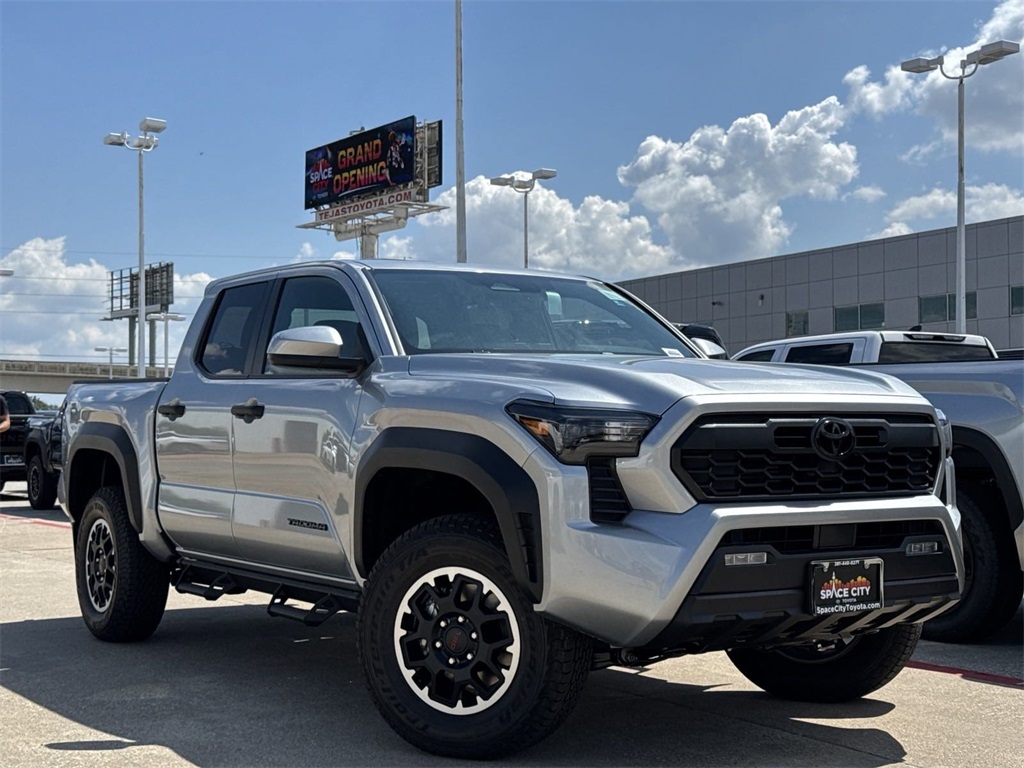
(22, 400, 64, 509)
(0, 390, 36, 493)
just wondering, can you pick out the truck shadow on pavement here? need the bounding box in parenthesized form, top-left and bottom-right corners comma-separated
(1, 605, 908, 767)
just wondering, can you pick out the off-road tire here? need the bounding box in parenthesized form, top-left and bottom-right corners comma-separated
(357, 514, 592, 759)
(922, 487, 1023, 643)
(75, 486, 169, 642)
(727, 624, 922, 702)
(27, 454, 58, 510)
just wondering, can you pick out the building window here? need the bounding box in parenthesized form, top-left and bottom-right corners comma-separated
(948, 292, 978, 321)
(834, 306, 859, 332)
(860, 302, 885, 329)
(1012, 285, 1023, 316)
(919, 295, 948, 324)
(918, 292, 977, 323)
(835, 302, 885, 332)
(786, 311, 808, 337)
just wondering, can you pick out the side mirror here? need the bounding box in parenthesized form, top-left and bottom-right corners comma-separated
(266, 326, 366, 374)
(689, 337, 729, 359)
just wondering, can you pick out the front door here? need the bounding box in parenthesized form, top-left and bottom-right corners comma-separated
(229, 272, 369, 580)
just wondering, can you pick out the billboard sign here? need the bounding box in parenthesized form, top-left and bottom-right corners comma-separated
(305, 116, 417, 210)
(314, 188, 418, 223)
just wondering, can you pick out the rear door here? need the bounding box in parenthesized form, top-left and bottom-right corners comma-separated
(154, 280, 271, 558)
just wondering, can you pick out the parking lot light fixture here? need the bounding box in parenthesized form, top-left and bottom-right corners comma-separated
(488, 168, 558, 268)
(95, 346, 129, 380)
(103, 116, 168, 377)
(148, 312, 186, 376)
(900, 40, 1019, 333)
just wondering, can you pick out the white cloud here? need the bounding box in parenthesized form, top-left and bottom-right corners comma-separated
(616, 97, 858, 266)
(879, 183, 1024, 237)
(843, 64, 915, 117)
(0, 237, 210, 365)
(886, 183, 1023, 223)
(848, 185, 887, 203)
(868, 222, 915, 240)
(389, 176, 677, 280)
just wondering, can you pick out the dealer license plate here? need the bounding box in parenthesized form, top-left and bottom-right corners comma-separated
(809, 557, 883, 616)
(2, 454, 24, 466)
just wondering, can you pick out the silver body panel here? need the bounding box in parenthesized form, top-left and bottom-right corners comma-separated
(62, 260, 964, 647)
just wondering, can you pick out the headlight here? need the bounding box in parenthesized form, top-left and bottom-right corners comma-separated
(506, 400, 659, 465)
(935, 408, 953, 457)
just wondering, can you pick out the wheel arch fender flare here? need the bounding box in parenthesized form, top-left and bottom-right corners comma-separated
(952, 425, 1023, 533)
(67, 422, 144, 534)
(354, 427, 543, 602)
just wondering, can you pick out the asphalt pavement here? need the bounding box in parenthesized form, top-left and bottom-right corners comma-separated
(1, 483, 1021, 767)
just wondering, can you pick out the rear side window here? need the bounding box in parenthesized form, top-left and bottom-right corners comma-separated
(2, 393, 33, 414)
(785, 343, 854, 365)
(736, 349, 777, 362)
(878, 342, 996, 362)
(199, 282, 269, 376)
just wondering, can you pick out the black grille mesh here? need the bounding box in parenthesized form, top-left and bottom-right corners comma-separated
(673, 413, 940, 501)
(588, 458, 632, 524)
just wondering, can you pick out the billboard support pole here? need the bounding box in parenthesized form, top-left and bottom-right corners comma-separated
(360, 233, 378, 260)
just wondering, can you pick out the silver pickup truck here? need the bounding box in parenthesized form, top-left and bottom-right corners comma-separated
(735, 333, 1024, 643)
(62, 262, 963, 759)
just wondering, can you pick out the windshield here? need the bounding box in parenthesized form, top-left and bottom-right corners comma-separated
(370, 270, 697, 357)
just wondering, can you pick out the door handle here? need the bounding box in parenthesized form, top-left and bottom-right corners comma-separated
(230, 398, 265, 423)
(157, 399, 186, 420)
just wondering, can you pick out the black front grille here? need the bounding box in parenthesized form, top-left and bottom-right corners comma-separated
(673, 413, 940, 501)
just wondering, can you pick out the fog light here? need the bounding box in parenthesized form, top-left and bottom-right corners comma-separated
(725, 552, 768, 566)
(906, 541, 940, 556)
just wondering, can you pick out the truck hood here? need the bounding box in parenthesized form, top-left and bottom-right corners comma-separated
(405, 355, 920, 414)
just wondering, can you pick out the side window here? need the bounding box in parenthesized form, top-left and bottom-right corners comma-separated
(199, 283, 268, 376)
(4, 393, 34, 414)
(737, 349, 777, 362)
(785, 343, 853, 365)
(262, 276, 364, 374)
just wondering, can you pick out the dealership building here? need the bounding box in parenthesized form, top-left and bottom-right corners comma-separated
(619, 215, 1024, 354)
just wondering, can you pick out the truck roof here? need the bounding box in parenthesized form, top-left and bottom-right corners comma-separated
(203, 259, 604, 297)
(734, 329, 998, 363)
(746, 330, 994, 347)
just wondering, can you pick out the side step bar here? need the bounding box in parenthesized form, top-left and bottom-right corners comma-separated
(268, 589, 346, 627)
(171, 559, 361, 626)
(172, 565, 246, 601)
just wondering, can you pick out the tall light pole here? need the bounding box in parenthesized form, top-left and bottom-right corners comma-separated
(489, 169, 557, 268)
(902, 40, 1020, 333)
(104, 117, 167, 377)
(95, 346, 128, 380)
(148, 312, 186, 376)
(455, 0, 467, 263)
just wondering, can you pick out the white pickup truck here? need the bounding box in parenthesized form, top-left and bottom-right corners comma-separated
(735, 330, 1023, 643)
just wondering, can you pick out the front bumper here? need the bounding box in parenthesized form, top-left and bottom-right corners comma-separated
(535, 481, 963, 648)
(642, 519, 958, 653)
(0, 455, 26, 483)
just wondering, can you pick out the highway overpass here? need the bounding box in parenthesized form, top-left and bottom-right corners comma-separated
(0, 359, 168, 395)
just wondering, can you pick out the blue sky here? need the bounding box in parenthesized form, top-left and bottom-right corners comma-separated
(1, 0, 1022, 367)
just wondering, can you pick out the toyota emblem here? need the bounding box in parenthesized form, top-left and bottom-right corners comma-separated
(812, 418, 856, 459)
